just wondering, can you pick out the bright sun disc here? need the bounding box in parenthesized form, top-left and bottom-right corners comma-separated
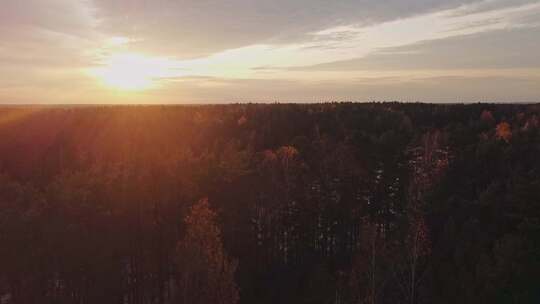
(92, 53, 174, 91)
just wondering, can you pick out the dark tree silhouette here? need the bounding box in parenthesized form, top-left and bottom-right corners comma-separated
(0, 103, 539, 304)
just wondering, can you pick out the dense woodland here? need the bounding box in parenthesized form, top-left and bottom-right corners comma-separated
(0, 103, 539, 304)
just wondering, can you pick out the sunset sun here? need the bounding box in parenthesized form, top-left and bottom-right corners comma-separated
(91, 53, 175, 91)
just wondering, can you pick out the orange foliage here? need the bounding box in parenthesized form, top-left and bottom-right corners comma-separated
(480, 110, 495, 125)
(237, 115, 247, 126)
(496, 122, 512, 142)
(177, 198, 239, 304)
(261, 149, 278, 165)
(276, 146, 299, 164)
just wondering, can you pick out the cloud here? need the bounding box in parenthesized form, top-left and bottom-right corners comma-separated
(159, 0, 540, 80)
(448, 0, 537, 16)
(0, 0, 97, 35)
(292, 26, 540, 71)
(0, 0, 103, 98)
(0, 1, 100, 68)
(92, 0, 496, 58)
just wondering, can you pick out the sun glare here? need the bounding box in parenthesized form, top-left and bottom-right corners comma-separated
(91, 53, 176, 91)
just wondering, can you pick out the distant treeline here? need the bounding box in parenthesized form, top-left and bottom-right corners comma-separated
(0, 103, 539, 304)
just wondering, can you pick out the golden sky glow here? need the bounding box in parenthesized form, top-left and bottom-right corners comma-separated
(1, 0, 540, 103)
(90, 53, 174, 90)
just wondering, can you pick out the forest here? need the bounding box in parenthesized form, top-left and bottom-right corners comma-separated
(0, 103, 539, 304)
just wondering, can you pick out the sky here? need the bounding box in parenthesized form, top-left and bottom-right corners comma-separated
(1, 0, 539, 104)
